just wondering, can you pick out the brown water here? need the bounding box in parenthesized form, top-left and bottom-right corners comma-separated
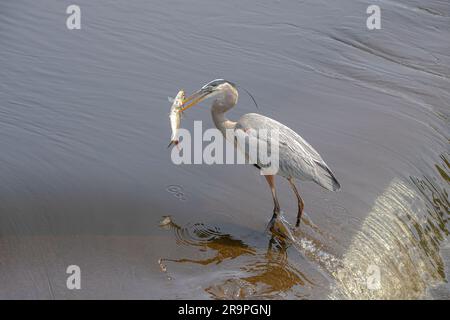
(0, 0, 449, 299)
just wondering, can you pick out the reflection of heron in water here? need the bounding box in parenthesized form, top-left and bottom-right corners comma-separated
(160, 218, 256, 265)
(178, 79, 341, 227)
(159, 217, 312, 298)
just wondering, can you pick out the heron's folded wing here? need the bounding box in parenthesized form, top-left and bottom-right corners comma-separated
(236, 113, 340, 190)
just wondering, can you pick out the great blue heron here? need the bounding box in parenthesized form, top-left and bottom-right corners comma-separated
(180, 79, 340, 227)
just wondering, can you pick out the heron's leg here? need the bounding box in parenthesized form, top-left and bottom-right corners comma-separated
(288, 178, 304, 227)
(265, 175, 280, 219)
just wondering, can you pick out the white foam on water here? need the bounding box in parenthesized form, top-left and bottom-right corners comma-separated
(329, 178, 445, 299)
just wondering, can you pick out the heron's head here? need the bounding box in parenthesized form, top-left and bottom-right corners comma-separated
(180, 79, 238, 112)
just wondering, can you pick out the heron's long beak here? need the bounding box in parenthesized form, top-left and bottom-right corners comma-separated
(180, 89, 211, 112)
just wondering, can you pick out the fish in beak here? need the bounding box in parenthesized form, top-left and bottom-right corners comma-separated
(168, 90, 185, 148)
(167, 81, 222, 148)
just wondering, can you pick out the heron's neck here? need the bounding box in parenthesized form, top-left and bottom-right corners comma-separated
(211, 87, 238, 134)
(211, 103, 236, 134)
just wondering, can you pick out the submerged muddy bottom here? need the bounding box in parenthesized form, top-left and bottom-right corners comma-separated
(0, 0, 449, 299)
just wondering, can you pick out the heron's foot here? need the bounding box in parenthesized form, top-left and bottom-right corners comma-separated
(266, 211, 280, 232)
(266, 214, 293, 241)
(265, 217, 275, 234)
(265, 210, 280, 233)
(295, 208, 303, 228)
(272, 207, 281, 220)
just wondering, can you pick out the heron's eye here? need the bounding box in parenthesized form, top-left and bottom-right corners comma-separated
(201, 86, 213, 93)
(202, 79, 226, 90)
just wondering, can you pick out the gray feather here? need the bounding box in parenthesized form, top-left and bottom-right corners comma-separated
(236, 113, 340, 191)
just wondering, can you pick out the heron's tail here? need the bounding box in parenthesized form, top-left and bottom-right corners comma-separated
(314, 162, 341, 191)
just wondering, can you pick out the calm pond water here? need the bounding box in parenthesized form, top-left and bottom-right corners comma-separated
(0, 0, 449, 299)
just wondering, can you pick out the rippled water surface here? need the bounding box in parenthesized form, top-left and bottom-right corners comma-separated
(0, 0, 449, 299)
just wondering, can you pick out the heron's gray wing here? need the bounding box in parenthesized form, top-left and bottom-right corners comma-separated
(236, 113, 340, 191)
(233, 123, 272, 169)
